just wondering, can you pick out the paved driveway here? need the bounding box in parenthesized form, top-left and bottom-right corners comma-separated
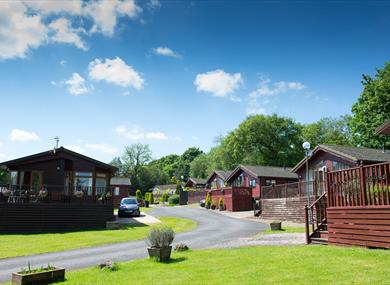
(0, 207, 266, 283)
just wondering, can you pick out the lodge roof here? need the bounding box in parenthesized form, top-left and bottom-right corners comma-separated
(292, 144, 390, 173)
(376, 120, 390, 135)
(227, 164, 298, 181)
(0, 146, 117, 172)
(110, 177, 131, 185)
(205, 170, 232, 184)
(186, 178, 207, 185)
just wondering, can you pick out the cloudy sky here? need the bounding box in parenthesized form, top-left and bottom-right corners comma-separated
(1, 0, 389, 162)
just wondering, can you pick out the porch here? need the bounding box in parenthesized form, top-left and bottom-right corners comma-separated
(306, 162, 390, 249)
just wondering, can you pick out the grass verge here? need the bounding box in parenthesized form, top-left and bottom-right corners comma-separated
(261, 226, 306, 234)
(50, 245, 390, 285)
(0, 217, 196, 260)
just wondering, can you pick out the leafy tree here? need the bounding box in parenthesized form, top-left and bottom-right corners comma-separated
(148, 154, 180, 183)
(349, 61, 390, 149)
(109, 157, 123, 176)
(121, 143, 152, 192)
(211, 114, 304, 169)
(135, 189, 143, 201)
(0, 168, 8, 184)
(174, 147, 204, 180)
(189, 153, 210, 178)
(302, 116, 352, 147)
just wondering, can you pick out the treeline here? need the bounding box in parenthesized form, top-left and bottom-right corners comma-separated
(111, 61, 390, 192)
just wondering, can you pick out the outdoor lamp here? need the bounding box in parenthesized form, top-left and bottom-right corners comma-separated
(302, 141, 311, 223)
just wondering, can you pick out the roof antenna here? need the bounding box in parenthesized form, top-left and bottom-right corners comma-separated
(53, 136, 60, 153)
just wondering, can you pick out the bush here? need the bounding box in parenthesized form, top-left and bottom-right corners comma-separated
(149, 193, 154, 204)
(175, 184, 181, 195)
(160, 192, 169, 203)
(174, 243, 189, 252)
(168, 194, 180, 205)
(135, 189, 143, 201)
(145, 192, 150, 202)
(219, 198, 223, 207)
(146, 226, 175, 248)
(205, 193, 211, 208)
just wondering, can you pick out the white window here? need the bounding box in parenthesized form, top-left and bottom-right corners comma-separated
(249, 179, 256, 187)
(115, 187, 120, 196)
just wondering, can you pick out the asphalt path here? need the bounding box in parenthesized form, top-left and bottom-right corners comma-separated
(0, 206, 266, 283)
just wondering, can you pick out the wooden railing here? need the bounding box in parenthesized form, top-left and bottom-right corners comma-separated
(261, 180, 325, 199)
(305, 192, 327, 244)
(327, 162, 390, 208)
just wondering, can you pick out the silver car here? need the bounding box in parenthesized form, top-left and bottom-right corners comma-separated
(118, 197, 141, 217)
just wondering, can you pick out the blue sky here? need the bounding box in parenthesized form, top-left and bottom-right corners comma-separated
(1, 0, 390, 162)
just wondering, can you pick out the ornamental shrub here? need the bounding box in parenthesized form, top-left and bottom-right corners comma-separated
(136, 189, 143, 201)
(149, 193, 154, 204)
(219, 198, 223, 207)
(205, 192, 211, 208)
(145, 192, 150, 202)
(168, 194, 180, 205)
(146, 226, 175, 248)
(160, 192, 169, 203)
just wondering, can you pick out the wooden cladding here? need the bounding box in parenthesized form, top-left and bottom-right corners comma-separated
(327, 207, 390, 249)
(327, 162, 390, 208)
(0, 203, 115, 233)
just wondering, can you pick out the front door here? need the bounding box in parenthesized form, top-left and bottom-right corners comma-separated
(314, 166, 327, 196)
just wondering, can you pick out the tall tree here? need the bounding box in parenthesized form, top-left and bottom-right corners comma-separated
(189, 153, 210, 178)
(109, 157, 123, 176)
(0, 168, 7, 184)
(302, 116, 352, 147)
(349, 61, 390, 149)
(210, 114, 304, 169)
(121, 143, 152, 192)
(174, 147, 203, 180)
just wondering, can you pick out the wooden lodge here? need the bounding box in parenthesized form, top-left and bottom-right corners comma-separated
(0, 147, 117, 233)
(205, 170, 232, 190)
(288, 142, 390, 249)
(184, 178, 207, 190)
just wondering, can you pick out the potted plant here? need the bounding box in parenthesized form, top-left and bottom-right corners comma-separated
(205, 192, 211, 209)
(74, 190, 84, 198)
(270, 221, 282, 231)
(38, 189, 48, 198)
(144, 193, 150, 208)
(12, 263, 65, 285)
(211, 200, 216, 210)
(146, 226, 175, 262)
(2, 188, 11, 197)
(218, 198, 224, 211)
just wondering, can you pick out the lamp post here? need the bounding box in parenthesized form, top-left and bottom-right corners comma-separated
(302, 141, 311, 223)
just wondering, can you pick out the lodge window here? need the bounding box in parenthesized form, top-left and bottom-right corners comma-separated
(265, 179, 276, 186)
(234, 174, 243, 187)
(115, 187, 120, 196)
(332, 161, 349, 171)
(10, 171, 17, 186)
(31, 171, 43, 191)
(95, 173, 107, 195)
(249, 179, 256, 187)
(219, 178, 225, 188)
(211, 179, 217, 189)
(74, 172, 93, 195)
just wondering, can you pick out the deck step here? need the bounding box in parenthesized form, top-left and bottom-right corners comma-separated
(318, 230, 328, 239)
(310, 237, 328, 245)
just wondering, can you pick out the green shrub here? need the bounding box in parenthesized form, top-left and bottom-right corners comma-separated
(205, 192, 211, 208)
(168, 194, 180, 205)
(149, 193, 154, 204)
(175, 184, 181, 195)
(146, 226, 175, 248)
(219, 198, 223, 207)
(136, 189, 143, 201)
(144, 192, 149, 202)
(160, 192, 169, 203)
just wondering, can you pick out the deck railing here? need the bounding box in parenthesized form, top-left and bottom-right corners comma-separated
(327, 162, 390, 207)
(261, 180, 324, 199)
(0, 184, 113, 204)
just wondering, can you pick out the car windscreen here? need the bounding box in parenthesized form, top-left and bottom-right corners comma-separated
(122, 199, 137, 205)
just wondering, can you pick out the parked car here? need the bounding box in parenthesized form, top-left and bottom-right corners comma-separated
(200, 199, 205, 207)
(118, 197, 141, 217)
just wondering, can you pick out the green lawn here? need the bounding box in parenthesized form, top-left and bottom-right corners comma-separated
(51, 246, 390, 285)
(0, 217, 196, 260)
(261, 226, 306, 234)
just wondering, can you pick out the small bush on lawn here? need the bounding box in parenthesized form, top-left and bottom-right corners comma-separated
(98, 260, 119, 272)
(146, 226, 175, 248)
(205, 193, 211, 209)
(174, 243, 189, 252)
(136, 189, 143, 201)
(168, 194, 180, 205)
(160, 192, 169, 203)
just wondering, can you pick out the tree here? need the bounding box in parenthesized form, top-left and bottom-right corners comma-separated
(0, 168, 7, 184)
(109, 157, 123, 176)
(189, 154, 210, 178)
(302, 116, 352, 148)
(121, 143, 152, 192)
(349, 61, 390, 149)
(211, 114, 304, 169)
(174, 147, 204, 180)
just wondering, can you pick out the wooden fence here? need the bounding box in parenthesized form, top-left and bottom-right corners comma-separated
(327, 162, 390, 208)
(261, 180, 323, 199)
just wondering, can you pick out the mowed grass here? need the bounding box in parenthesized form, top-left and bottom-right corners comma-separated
(0, 217, 196, 259)
(54, 246, 390, 285)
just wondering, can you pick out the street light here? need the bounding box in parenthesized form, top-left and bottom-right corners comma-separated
(302, 141, 311, 223)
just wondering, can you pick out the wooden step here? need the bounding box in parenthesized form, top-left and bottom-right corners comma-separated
(319, 230, 328, 239)
(310, 237, 328, 245)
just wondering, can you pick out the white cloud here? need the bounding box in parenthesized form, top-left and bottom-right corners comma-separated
(85, 0, 142, 36)
(0, 2, 48, 60)
(115, 125, 168, 141)
(65, 73, 91, 96)
(148, 0, 161, 10)
(85, 143, 118, 154)
(64, 144, 84, 153)
(10, 129, 40, 142)
(88, 57, 144, 89)
(0, 0, 143, 60)
(194, 69, 243, 100)
(246, 76, 306, 115)
(152, 46, 180, 58)
(48, 18, 87, 50)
